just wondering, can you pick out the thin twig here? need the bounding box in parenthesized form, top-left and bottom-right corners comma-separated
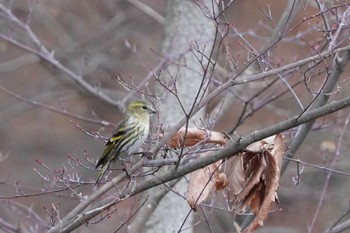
(48, 95, 350, 233)
(309, 111, 350, 232)
(0, 3, 123, 109)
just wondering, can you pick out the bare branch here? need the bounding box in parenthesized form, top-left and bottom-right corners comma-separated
(0, 3, 124, 109)
(126, 0, 165, 25)
(48, 94, 350, 233)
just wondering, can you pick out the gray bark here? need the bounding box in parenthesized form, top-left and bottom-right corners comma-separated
(128, 0, 218, 232)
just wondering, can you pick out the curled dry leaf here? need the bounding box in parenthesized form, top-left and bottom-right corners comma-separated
(225, 134, 286, 233)
(216, 173, 228, 190)
(158, 127, 226, 210)
(167, 127, 227, 149)
(226, 155, 246, 196)
(186, 152, 223, 211)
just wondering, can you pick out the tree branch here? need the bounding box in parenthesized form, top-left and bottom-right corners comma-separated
(48, 94, 350, 233)
(0, 3, 124, 110)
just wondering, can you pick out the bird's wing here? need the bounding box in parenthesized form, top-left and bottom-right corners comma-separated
(95, 119, 127, 168)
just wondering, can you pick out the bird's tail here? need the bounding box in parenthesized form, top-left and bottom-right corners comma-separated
(94, 161, 111, 186)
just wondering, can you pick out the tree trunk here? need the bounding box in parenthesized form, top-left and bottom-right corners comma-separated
(128, 0, 218, 232)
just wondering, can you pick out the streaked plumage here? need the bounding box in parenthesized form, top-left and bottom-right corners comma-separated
(95, 100, 156, 186)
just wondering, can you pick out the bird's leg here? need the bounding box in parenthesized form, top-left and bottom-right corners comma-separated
(142, 152, 153, 159)
(120, 159, 134, 177)
(133, 151, 153, 159)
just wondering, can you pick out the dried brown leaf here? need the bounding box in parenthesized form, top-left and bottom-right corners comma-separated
(226, 155, 246, 195)
(272, 133, 285, 170)
(246, 135, 276, 152)
(187, 152, 222, 211)
(233, 152, 267, 213)
(215, 173, 228, 190)
(167, 127, 226, 148)
(225, 134, 286, 233)
(242, 134, 286, 232)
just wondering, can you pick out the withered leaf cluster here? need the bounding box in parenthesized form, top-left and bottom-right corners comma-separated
(167, 128, 286, 233)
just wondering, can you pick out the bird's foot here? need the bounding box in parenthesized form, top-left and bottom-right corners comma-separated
(121, 160, 134, 178)
(142, 152, 153, 159)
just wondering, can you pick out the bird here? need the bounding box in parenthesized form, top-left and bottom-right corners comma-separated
(95, 100, 156, 186)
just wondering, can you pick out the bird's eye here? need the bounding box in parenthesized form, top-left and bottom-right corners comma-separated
(142, 106, 147, 110)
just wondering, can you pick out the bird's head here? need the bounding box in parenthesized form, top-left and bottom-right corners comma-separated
(127, 100, 157, 118)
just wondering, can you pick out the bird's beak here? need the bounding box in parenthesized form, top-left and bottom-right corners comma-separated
(148, 108, 157, 114)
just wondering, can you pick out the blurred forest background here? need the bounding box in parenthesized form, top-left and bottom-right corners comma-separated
(0, 0, 350, 232)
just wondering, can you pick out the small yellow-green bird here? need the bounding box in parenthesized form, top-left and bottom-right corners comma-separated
(95, 100, 156, 186)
